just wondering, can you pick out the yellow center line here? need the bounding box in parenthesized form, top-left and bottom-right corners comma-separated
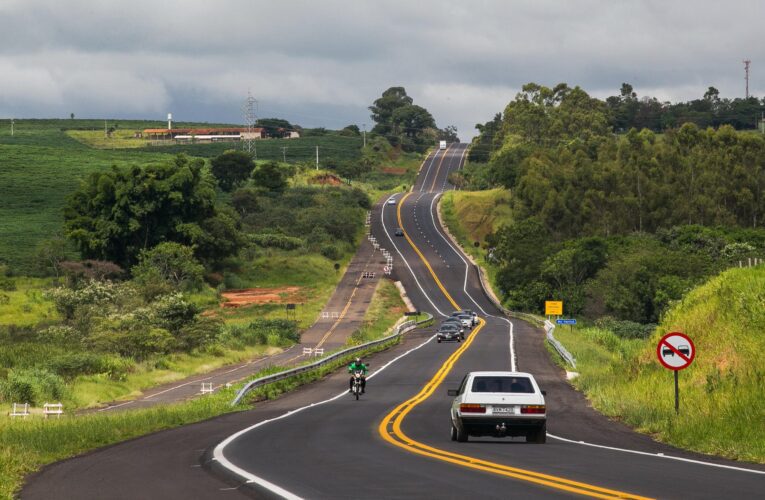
(396, 191, 460, 310)
(428, 145, 451, 192)
(381, 195, 652, 499)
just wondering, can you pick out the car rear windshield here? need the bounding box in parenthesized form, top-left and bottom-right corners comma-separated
(471, 376, 535, 393)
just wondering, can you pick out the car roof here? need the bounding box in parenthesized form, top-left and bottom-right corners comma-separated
(466, 371, 535, 378)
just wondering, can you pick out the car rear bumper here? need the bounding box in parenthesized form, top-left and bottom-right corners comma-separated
(457, 416, 546, 436)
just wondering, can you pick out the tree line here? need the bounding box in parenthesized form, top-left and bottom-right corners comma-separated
(463, 82, 765, 326)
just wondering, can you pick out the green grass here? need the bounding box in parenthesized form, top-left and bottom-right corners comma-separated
(0, 278, 57, 326)
(0, 140, 169, 274)
(440, 189, 512, 297)
(69, 344, 282, 409)
(0, 325, 404, 499)
(554, 266, 765, 463)
(347, 279, 407, 345)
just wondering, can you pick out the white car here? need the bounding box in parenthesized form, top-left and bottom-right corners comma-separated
(387, 198, 396, 206)
(448, 371, 546, 443)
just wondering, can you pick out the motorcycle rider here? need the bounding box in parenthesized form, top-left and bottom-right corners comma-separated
(348, 357, 368, 393)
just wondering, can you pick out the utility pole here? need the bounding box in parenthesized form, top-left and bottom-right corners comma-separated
(104, 120, 107, 138)
(315, 146, 319, 170)
(10, 118, 14, 136)
(282, 146, 287, 163)
(362, 124, 366, 147)
(744, 59, 751, 98)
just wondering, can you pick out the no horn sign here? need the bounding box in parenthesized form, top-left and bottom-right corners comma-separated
(657, 332, 696, 371)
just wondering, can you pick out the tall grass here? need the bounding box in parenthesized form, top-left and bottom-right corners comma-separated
(555, 266, 765, 463)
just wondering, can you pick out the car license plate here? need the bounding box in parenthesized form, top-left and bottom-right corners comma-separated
(492, 406, 516, 414)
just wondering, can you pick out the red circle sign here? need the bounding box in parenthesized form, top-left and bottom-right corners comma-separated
(656, 332, 696, 371)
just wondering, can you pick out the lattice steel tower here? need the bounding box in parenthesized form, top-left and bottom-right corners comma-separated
(744, 59, 751, 98)
(242, 91, 258, 160)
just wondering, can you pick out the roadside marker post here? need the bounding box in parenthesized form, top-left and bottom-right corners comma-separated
(656, 332, 696, 414)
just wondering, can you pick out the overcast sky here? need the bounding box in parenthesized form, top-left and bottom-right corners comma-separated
(0, 0, 763, 139)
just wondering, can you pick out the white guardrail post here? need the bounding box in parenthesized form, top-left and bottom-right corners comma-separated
(230, 313, 432, 406)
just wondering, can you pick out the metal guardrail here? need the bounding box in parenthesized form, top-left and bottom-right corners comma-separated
(473, 263, 576, 368)
(544, 320, 577, 369)
(231, 312, 433, 405)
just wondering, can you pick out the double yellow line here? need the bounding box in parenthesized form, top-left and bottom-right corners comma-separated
(380, 186, 651, 499)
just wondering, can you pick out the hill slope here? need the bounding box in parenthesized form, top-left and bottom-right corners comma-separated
(557, 266, 765, 462)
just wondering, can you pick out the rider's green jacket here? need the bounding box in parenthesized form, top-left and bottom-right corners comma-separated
(348, 361, 368, 374)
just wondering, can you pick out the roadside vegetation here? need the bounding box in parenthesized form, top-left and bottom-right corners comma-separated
(0, 331, 403, 499)
(553, 267, 765, 463)
(441, 81, 765, 462)
(0, 90, 453, 492)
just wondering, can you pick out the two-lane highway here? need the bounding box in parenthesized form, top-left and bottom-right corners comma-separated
(23, 144, 765, 499)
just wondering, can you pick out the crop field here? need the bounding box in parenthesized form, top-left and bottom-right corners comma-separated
(0, 120, 365, 274)
(0, 125, 170, 274)
(134, 135, 364, 164)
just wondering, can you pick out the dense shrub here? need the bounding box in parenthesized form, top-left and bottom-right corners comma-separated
(593, 317, 656, 340)
(48, 353, 131, 380)
(249, 233, 305, 250)
(0, 368, 67, 405)
(221, 319, 299, 347)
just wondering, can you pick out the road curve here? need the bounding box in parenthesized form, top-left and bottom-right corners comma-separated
(22, 144, 765, 499)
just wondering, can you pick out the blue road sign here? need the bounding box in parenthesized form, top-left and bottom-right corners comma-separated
(556, 319, 577, 325)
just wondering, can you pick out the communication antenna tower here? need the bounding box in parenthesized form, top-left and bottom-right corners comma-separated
(743, 59, 751, 98)
(242, 91, 258, 160)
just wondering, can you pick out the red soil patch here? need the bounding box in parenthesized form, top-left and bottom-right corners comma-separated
(220, 287, 303, 308)
(310, 173, 342, 186)
(381, 166, 407, 175)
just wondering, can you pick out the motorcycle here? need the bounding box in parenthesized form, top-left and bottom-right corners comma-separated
(351, 370, 365, 400)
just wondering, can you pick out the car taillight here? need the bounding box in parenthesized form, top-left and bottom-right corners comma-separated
(521, 405, 545, 414)
(459, 404, 486, 413)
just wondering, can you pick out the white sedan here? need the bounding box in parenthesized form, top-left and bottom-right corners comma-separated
(448, 371, 546, 443)
(387, 197, 397, 206)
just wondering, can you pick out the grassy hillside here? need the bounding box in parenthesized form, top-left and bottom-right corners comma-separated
(441, 189, 512, 245)
(440, 188, 512, 291)
(555, 267, 765, 462)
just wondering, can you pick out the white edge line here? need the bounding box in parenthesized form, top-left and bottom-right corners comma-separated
(381, 189, 446, 317)
(212, 334, 437, 499)
(548, 433, 765, 476)
(425, 147, 517, 371)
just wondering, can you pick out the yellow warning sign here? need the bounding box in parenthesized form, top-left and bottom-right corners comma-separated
(545, 301, 563, 315)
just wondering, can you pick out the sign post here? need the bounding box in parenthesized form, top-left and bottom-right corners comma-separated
(656, 332, 696, 414)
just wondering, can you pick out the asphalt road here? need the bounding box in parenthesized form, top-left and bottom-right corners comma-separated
(22, 144, 765, 499)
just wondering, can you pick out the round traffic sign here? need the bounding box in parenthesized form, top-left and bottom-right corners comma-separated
(656, 332, 695, 371)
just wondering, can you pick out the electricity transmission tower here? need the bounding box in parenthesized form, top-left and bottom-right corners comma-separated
(743, 59, 751, 98)
(243, 91, 258, 160)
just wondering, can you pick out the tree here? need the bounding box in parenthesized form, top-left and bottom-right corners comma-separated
(210, 150, 254, 191)
(369, 87, 413, 135)
(437, 125, 459, 143)
(252, 161, 288, 191)
(70, 113, 75, 120)
(64, 154, 238, 268)
(340, 124, 360, 136)
(255, 118, 294, 138)
(132, 242, 205, 297)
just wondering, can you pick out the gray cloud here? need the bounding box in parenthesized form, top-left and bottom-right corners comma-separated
(0, 0, 763, 138)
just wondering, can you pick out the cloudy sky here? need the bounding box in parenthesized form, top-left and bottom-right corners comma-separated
(0, 0, 762, 138)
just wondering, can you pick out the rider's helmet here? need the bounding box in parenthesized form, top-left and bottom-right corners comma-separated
(355, 357, 361, 364)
